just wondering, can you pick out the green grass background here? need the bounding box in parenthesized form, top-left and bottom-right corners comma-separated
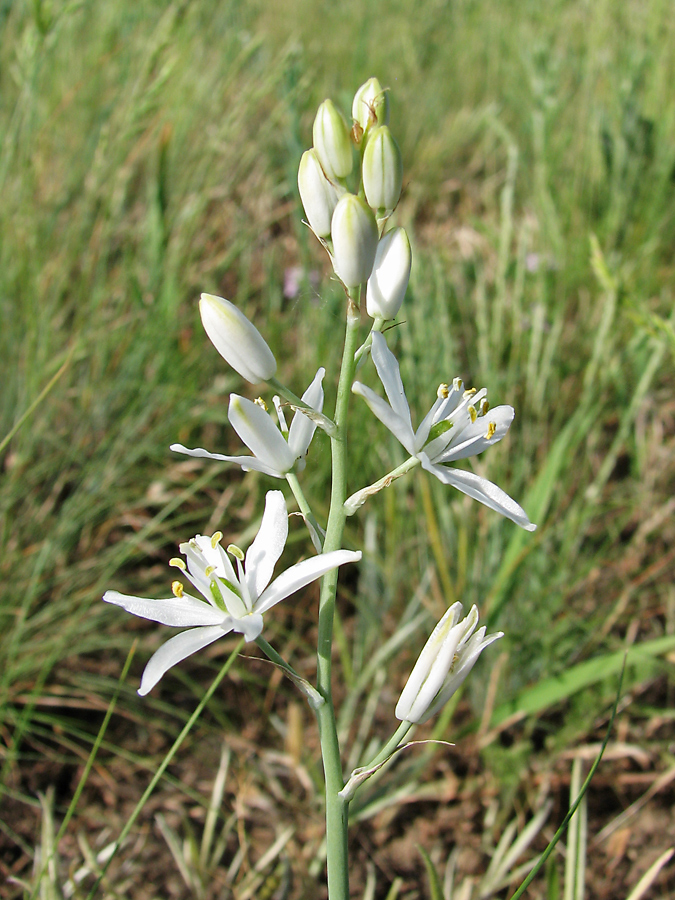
(1, 0, 674, 894)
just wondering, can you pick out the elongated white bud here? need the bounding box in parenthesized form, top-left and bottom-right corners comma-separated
(395, 603, 503, 724)
(298, 149, 339, 238)
(199, 293, 277, 384)
(352, 77, 389, 133)
(362, 126, 403, 212)
(313, 99, 353, 181)
(366, 227, 412, 320)
(331, 194, 378, 288)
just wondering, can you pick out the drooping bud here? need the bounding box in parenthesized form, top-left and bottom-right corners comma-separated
(313, 99, 353, 181)
(199, 293, 277, 384)
(366, 227, 412, 320)
(362, 126, 403, 212)
(297, 149, 340, 238)
(330, 194, 379, 288)
(352, 77, 389, 133)
(395, 603, 503, 724)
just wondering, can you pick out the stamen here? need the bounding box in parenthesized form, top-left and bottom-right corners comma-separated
(171, 580, 184, 598)
(480, 398, 490, 416)
(204, 565, 216, 577)
(463, 387, 477, 398)
(254, 397, 268, 412)
(469, 406, 477, 423)
(227, 543, 244, 561)
(273, 396, 289, 435)
(169, 557, 186, 570)
(452, 377, 463, 392)
(210, 531, 223, 549)
(437, 383, 449, 399)
(485, 421, 496, 440)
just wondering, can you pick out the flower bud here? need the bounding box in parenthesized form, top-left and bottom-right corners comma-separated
(313, 99, 353, 181)
(352, 77, 389, 132)
(366, 227, 412, 320)
(395, 603, 503, 724)
(330, 194, 378, 288)
(297, 149, 339, 238)
(199, 293, 277, 384)
(362, 126, 403, 212)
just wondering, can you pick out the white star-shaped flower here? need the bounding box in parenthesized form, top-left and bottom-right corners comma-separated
(104, 490, 360, 695)
(350, 333, 535, 530)
(171, 368, 325, 478)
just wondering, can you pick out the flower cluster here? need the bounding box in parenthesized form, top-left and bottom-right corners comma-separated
(105, 76, 536, 735)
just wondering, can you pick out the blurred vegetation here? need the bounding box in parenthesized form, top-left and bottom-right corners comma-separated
(1, 0, 674, 896)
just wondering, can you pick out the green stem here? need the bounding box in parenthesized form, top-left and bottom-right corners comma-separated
(286, 471, 324, 550)
(344, 456, 420, 516)
(316, 291, 362, 900)
(363, 720, 413, 770)
(269, 376, 336, 436)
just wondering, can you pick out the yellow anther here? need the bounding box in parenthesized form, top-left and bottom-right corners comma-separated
(469, 406, 477, 423)
(463, 387, 477, 398)
(169, 557, 186, 570)
(227, 543, 245, 561)
(211, 531, 223, 549)
(204, 565, 216, 577)
(254, 397, 268, 412)
(437, 383, 449, 399)
(171, 580, 184, 598)
(480, 398, 490, 416)
(485, 421, 496, 440)
(452, 377, 463, 392)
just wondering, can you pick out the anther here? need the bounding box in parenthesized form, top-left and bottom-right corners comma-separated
(171, 581, 184, 598)
(452, 377, 463, 392)
(227, 543, 244, 561)
(480, 398, 490, 416)
(210, 531, 223, 549)
(254, 397, 268, 412)
(204, 565, 216, 577)
(437, 383, 449, 399)
(485, 421, 496, 440)
(469, 406, 477, 423)
(169, 557, 186, 570)
(463, 387, 477, 398)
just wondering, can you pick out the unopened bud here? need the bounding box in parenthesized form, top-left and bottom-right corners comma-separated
(366, 227, 412, 320)
(199, 293, 277, 384)
(298, 149, 339, 238)
(362, 126, 403, 212)
(313, 99, 353, 181)
(331, 194, 378, 288)
(352, 77, 389, 133)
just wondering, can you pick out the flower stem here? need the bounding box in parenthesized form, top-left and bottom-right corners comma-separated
(316, 290, 362, 900)
(363, 719, 413, 770)
(286, 471, 324, 551)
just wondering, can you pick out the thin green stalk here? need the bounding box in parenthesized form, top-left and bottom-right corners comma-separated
(286, 471, 324, 549)
(363, 720, 413, 770)
(315, 291, 362, 900)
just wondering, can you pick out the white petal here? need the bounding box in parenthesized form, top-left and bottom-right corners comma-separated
(352, 382, 416, 456)
(199, 294, 276, 384)
(433, 406, 515, 463)
(288, 367, 325, 460)
(138, 625, 227, 695)
(419, 456, 536, 531)
(255, 550, 361, 615)
(230, 612, 264, 642)
(421, 631, 503, 722)
(370, 333, 413, 430)
(244, 490, 288, 599)
(104, 590, 225, 627)
(170, 444, 283, 478)
(229, 395, 296, 473)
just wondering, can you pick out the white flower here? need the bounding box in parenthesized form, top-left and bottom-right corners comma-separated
(331, 194, 379, 288)
(298, 149, 340, 238)
(171, 368, 325, 478)
(362, 126, 403, 212)
(313, 99, 353, 181)
(199, 293, 277, 384)
(366, 227, 412, 320)
(104, 490, 361, 695)
(395, 603, 503, 724)
(351, 333, 535, 530)
(352, 77, 389, 133)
